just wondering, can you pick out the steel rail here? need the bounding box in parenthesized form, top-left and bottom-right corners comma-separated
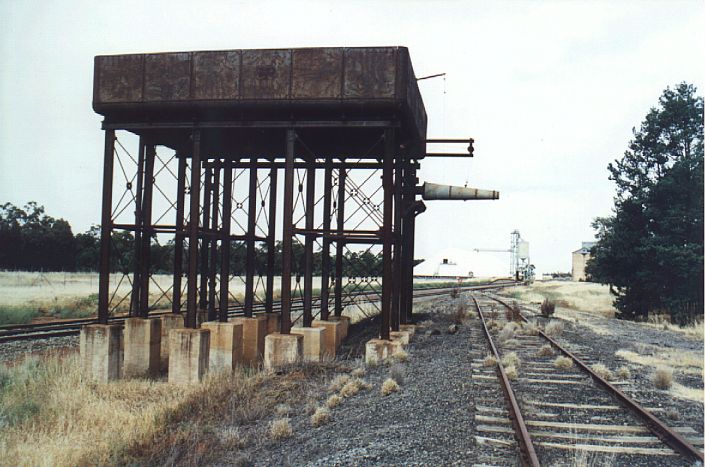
(0, 282, 516, 343)
(488, 294, 704, 464)
(470, 295, 540, 467)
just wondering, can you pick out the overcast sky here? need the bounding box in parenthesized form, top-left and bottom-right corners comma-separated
(1, 0, 703, 276)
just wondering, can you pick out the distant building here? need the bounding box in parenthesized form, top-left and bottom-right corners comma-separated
(572, 242, 595, 281)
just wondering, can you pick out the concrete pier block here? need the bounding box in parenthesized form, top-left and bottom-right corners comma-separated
(365, 338, 404, 365)
(264, 333, 303, 369)
(168, 328, 210, 384)
(399, 324, 416, 339)
(291, 326, 327, 362)
(312, 319, 343, 356)
(80, 324, 122, 382)
(260, 312, 281, 335)
(160, 314, 185, 371)
(390, 330, 411, 345)
(231, 316, 268, 366)
(201, 321, 243, 372)
(329, 315, 351, 339)
(124, 317, 161, 378)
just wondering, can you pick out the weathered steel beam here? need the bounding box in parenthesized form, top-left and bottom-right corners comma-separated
(139, 143, 156, 317)
(97, 129, 115, 324)
(319, 160, 333, 321)
(185, 130, 202, 329)
(279, 130, 296, 334)
(219, 159, 233, 322)
(244, 158, 258, 317)
(172, 154, 186, 314)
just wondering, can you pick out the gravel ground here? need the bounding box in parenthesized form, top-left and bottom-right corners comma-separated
(223, 295, 502, 466)
(0, 335, 78, 364)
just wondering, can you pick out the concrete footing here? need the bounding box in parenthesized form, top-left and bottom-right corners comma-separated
(399, 324, 416, 338)
(168, 328, 210, 384)
(263, 333, 303, 369)
(390, 330, 411, 345)
(291, 326, 327, 362)
(124, 317, 161, 378)
(80, 324, 123, 382)
(260, 312, 281, 335)
(231, 316, 268, 366)
(160, 314, 185, 371)
(312, 319, 342, 356)
(329, 315, 351, 340)
(364, 338, 404, 365)
(201, 321, 243, 372)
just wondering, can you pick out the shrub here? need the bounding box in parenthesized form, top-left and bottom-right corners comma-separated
(653, 366, 673, 389)
(504, 365, 518, 380)
(591, 363, 613, 381)
(554, 356, 573, 369)
(391, 350, 409, 363)
(311, 407, 331, 427)
(482, 354, 497, 367)
(522, 322, 540, 336)
(351, 367, 366, 378)
(507, 302, 522, 321)
(340, 378, 369, 397)
(540, 298, 556, 319)
(326, 394, 342, 409)
(616, 366, 631, 380)
(501, 352, 521, 368)
(498, 324, 515, 343)
(0, 305, 40, 326)
(544, 321, 564, 337)
(381, 378, 399, 396)
(536, 345, 554, 357)
(270, 418, 293, 440)
(328, 374, 351, 392)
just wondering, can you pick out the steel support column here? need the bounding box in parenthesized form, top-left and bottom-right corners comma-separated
(380, 129, 395, 340)
(265, 166, 278, 315)
(390, 156, 403, 331)
(130, 138, 145, 316)
(319, 159, 333, 320)
(244, 157, 258, 316)
(401, 163, 417, 324)
(219, 160, 233, 322)
(139, 143, 155, 317)
(97, 129, 115, 324)
(185, 131, 202, 329)
(334, 163, 346, 317)
(279, 130, 296, 334)
(172, 154, 187, 314)
(302, 158, 316, 327)
(199, 166, 212, 311)
(207, 165, 220, 321)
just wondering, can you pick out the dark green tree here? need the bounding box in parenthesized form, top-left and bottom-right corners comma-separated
(587, 83, 704, 323)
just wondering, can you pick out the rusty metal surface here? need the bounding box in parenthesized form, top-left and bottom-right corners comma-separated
(193, 50, 240, 100)
(241, 49, 291, 99)
(95, 55, 143, 103)
(342, 47, 396, 99)
(292, 48, 342, 99)
(144, 53, 191, 101)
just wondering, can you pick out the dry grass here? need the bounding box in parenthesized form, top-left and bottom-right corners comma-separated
(646, 315, 704, 341)
(554, 356, 573, 369)
(615, 348, 702, 376)
(536, 345, 554, 357)
(653, 366, 673, 390)
(351, 367, 366, 378)
(504, 365, 518, 380)
(381, 378, 399, 396)
(482, 354, 497, 367)
(328, 374, 351, 392)
(339, 377, 369, 398)
(270, 418, 293, 439)
(615, 366, 631, 380)
(310, 407, 331, 427)
(501, 281, 617, 318)
(486, 320, 500, 331)
(501, 352, 521, 369)
(326, 394, 342, 409)
(498, 324, 516, 343)
(544, 321, 564, 337)
(591, 363, 613, 381)
(670, 382, 704, 402)
(521, 322, 540, 336)
(0, 350, 340, 465)
(391, 350, 409, 363)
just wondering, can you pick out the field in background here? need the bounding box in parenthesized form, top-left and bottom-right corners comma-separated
(0, 271, 490, 325)
(503, 280, 618, 317)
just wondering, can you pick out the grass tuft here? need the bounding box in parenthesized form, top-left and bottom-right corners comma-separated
(482, 354, 497, 367)
(554, 356, 573, 369)
(339, 377, 369, 398)
(0, 305, 40, 325)
(536, 344, 554, 357)
(391, 350, 409, 363)
(591, 363, 613, 381)
(381, 378, 400, 396)
(653, 366, 673, 389)
(328, 374, 351, 392)
(540, 298, 556, 318)
(270, 418, 293, 440)
(544, 320, 564, 337)
(326, 394, 342, 409)
(310, 407, 331, 427)
(351, 367, 366, 378)
(504, 365, 518, 380)
(501, 352, 521, 368)
(615, 366, 631, 380)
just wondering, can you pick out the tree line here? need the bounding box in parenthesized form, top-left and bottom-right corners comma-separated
(0, 202, 383, 276)
(586, 83, 704, 324)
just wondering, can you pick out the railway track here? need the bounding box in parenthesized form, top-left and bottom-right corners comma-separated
(467, 292, 704, 466)
(0, 281, 515, 343)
